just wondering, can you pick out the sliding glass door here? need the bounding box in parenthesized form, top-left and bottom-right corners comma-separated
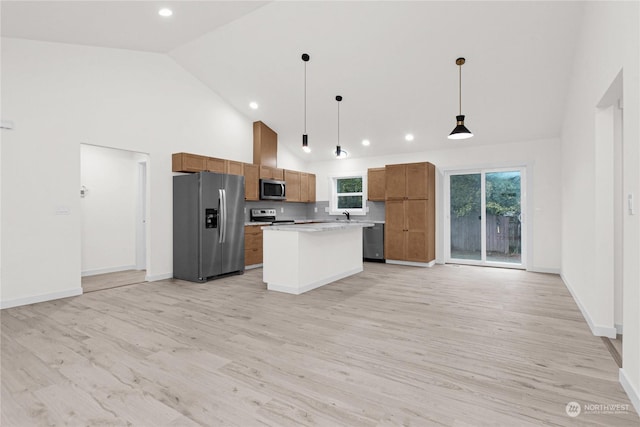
(446, 168, 525, 268)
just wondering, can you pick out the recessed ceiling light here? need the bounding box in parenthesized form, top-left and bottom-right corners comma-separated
(249, 102, 259, 110)
(405, 133, 414, 141)
(362, 139, 370, 146)
(158, 8, 173, 17)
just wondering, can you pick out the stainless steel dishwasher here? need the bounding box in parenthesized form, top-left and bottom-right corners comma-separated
(363, 223, 385, 262)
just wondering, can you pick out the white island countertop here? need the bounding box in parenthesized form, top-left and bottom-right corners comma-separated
(265, 221, 374, 232)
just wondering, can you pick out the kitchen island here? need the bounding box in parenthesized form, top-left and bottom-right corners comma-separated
(262, 222, 374, 294)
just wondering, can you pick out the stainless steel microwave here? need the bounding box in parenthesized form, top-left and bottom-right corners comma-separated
(260, 179, 286, 200)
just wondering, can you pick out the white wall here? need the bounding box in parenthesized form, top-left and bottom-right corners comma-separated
(80, 144, 146, 275)
(561, 0, 639, 412)
(0, 38, 255, 307)
(309, 137, 562, 273)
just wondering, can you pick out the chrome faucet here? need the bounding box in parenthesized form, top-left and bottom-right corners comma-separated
(343, 211, 350, 220)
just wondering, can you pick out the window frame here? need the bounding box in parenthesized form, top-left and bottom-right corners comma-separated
(328, 172, 367, 216)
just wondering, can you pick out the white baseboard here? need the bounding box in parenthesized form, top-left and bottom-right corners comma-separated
(560, 274, 617, 338)
(386, 259, 436, 268)
(1, 287, 83, 309)
(81, 264, 137, 277)
(528, 266, 561, 274)
(267, 267, 362, 295)
(145, 272, 173, 282)
(245, 264, 263, 270)
(615, 323, 623, 335)
(620, 368, 640, 416)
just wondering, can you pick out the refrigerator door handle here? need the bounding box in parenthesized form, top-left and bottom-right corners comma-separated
(218, 189, 224, 244)
(222, 189, 227, 243)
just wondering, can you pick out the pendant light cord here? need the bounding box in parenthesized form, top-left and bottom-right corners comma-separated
(458, 63, 462, 116)
(337, 100, 340, 145)
(304, 61, 307, 134)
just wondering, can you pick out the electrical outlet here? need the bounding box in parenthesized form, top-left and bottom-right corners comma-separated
(314, 207, 318, 213)
(281, 207, 284, 213)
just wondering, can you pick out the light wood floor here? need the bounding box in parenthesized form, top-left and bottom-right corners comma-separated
(2, 264, 638, 426)
(82, 269, 147, 293)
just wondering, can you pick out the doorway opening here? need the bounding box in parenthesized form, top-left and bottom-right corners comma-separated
(445, 167, 526, 269)
(595, 69, 623, 364)
(80, 144, 149, 293)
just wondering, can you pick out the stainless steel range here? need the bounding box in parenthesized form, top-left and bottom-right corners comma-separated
(250, 208, 294, 225)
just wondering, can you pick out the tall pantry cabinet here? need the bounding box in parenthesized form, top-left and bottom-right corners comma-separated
(384, 162, 436, 265)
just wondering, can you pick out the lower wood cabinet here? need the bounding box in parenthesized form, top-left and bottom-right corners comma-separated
(245, 225, 263, 266)
(385, 199, 434, 263)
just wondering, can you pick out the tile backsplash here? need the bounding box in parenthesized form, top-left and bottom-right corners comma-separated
(245, 200, 385, 222)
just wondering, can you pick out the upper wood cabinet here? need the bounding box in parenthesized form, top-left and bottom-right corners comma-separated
(243, 163, 259, 201)
(367, 167, 386, 201)
(385, 162, 434, 200)
(253, 121, 277, 168)
(172, 153, 245, 175)
(206, 157, 226, 174)
(172, 153, 206, 173)
(285, 170, 301, 202)
(308, 174, 316, 202)
(226, 160, 244, 176)
(300, 173, 309, 203)
(260, 165, 284, 180)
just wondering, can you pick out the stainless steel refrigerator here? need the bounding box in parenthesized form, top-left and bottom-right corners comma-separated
(173, 172, 245, 282)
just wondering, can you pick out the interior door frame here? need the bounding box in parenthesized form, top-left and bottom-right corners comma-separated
(444, 166, 527, 269)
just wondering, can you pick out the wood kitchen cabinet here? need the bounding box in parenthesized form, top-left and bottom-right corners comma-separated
(253, 121, 278, 168)
(300, 173, 309, 202)
(285, 170, 301, 202)
(367, 167, 386, 201)
(260, 165, 284, 180)
(172, 153, 206, 172)
(171, 153, 233, 174)
(308, 174, 316, 202)
(385, 161, 435, 265)
(225, 160, 244, 176)
(243, 163, 259, 201)
(385, 162, 431, 200)
(245, 225, 263, 267)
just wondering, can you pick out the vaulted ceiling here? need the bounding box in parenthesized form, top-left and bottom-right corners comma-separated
(1, 1, 585, 161)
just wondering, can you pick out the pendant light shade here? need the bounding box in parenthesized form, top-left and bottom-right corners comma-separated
(301, 53, 311, 152)
(448, 57, 473, 140)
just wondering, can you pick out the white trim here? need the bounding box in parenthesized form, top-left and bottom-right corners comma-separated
(561, 274, 617, 338)
(619, 368, 640, 416)
(145, 273, 173, 282)
(615, 323, 623, 335)
(386, 259, 435, 268)
(245, 264, 263, 270)
(267, 267, 362, 295)
(81, 264, 137, 277)
(328, 172, 367, 216)
(527, 266, 561, 275)
(1, 287, 83, 309)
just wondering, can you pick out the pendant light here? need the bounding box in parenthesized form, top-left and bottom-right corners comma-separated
(448, 57, 473, 140)
(335, 95, 347, 159)
(301, 53, 311, 153)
